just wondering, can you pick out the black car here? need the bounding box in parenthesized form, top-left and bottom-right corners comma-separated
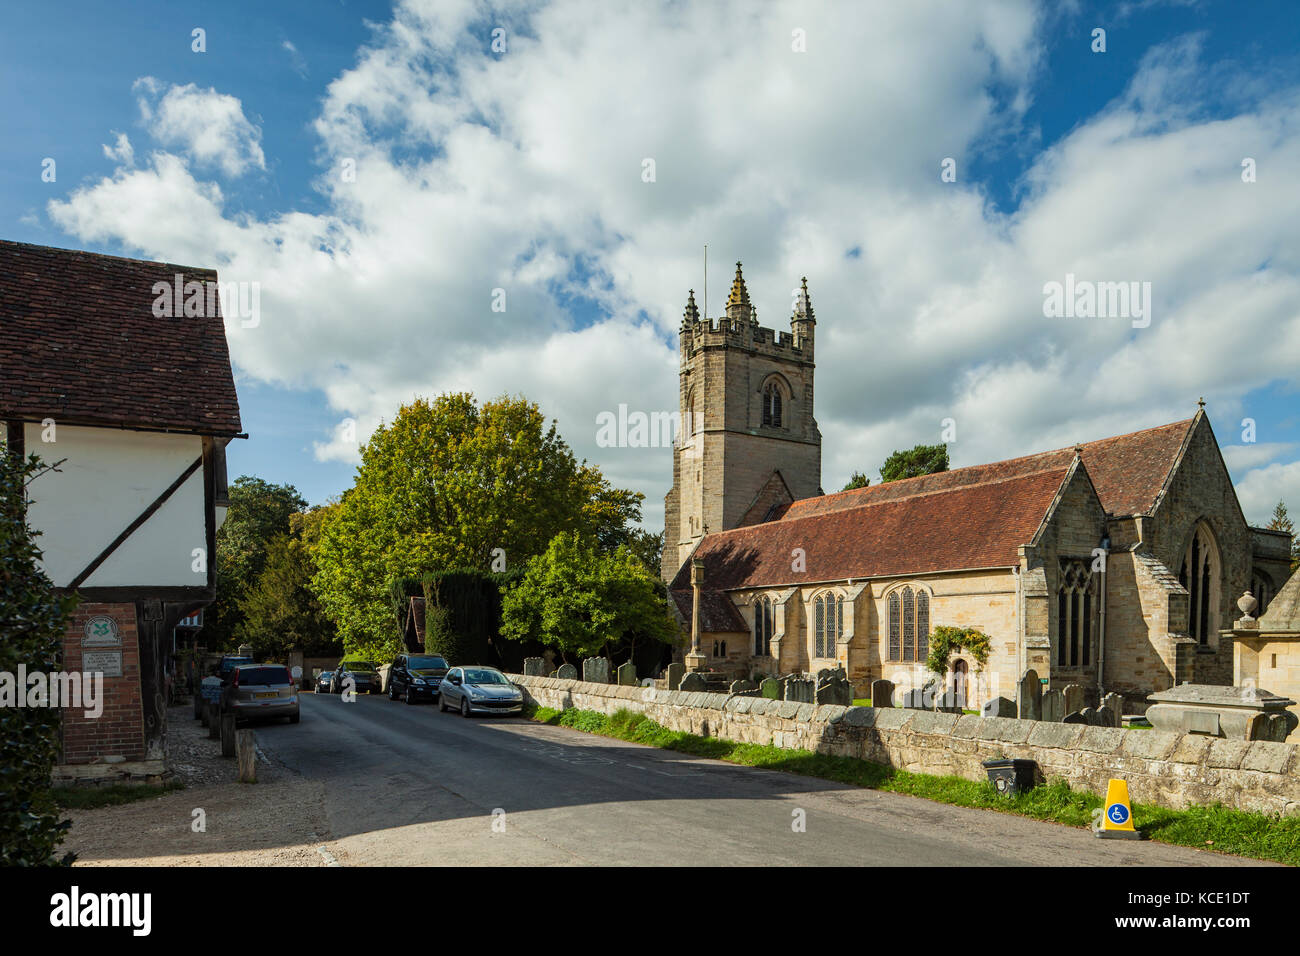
(315, 670, 334, 693)
(388, 653, 449, 704)
(330, 660, 381, 695)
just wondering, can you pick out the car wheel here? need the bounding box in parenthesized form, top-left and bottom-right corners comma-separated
(405, 686, 416, 705)
(460, 697, 472, 718)
(439, 694, 448, 712)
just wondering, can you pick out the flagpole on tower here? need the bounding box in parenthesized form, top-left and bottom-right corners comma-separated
(703, 244, 708, 322)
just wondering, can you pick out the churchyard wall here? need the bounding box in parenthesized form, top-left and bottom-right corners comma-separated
(512, 673, 1300, 815)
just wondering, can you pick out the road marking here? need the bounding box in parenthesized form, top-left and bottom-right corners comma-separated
(314, 844, 341, 867)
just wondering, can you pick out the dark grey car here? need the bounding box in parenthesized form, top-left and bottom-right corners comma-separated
(438, 666, 524, 717)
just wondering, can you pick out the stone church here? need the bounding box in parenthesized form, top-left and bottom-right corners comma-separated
(662, 263, 1294, 711)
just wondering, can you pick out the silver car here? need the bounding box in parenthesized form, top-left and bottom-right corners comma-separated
(438, 666, 524, 717)
(220, 663, 300, 724)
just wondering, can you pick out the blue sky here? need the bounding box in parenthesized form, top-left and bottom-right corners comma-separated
(3, 0, 1298, 526)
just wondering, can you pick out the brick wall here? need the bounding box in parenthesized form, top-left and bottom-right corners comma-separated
(515, 674, 1300, 815)
(61, 602, 146, 763)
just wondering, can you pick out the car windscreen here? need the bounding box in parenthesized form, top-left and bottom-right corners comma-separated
(238, 667, 290, 685)
(343, 662, 374, 671)
(464, 669, 509, 685)
(408, 657, 447, 670)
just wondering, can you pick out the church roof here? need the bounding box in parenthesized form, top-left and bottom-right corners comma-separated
(671, 465, 1072, 592)
(783, 417, 1195, 522)
(669, 588, 748, 632)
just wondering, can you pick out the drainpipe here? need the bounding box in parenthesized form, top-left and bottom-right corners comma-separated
(1097, 535, 1110, 697)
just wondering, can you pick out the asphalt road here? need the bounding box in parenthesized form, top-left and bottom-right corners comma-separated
(251, 691, 1259, 867)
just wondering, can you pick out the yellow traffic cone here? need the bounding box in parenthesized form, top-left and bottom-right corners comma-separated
(1095, 778, 1144, 840)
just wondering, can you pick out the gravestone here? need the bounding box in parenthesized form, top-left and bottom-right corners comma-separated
(1017, 669, 1042, 721)
(556, 663, 578, 681)
(679, 672, 707, 692)
(1081, 706, 1103, 726)
(1041, 689, 1065, 723)
(934, 689, 963, 713)
(616, 661, 637, 686)
(760, 677, 782, 700)
(1062, 711, 1087, 724)
(1096, 705, 1116, 728)
(784, 675, 816, 704)
(902, 684, 935, 710)
(729, 679, 759, 696)
(1063, 684, 1085, 715)
(522, 657, 547, 677)
(1100, 693, 1124, 726)
(583, 656, 612, 684)
(665, 662, 685, 691)
(870, 678, 895, 708)
(982, 696, 1017, 718)
(816, 671, 852, 706)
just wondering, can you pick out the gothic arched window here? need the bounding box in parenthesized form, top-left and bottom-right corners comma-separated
(1057, 560, 1095, 667)
(888, 586, 931, 662)
(762, 383, 783, 428)
(1178, 524, 1219, 645)
(813, 592, 840, 659)
(754, 595, 774, 657)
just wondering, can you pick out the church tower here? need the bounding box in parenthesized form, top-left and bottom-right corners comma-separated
(662, 263, 822, 582)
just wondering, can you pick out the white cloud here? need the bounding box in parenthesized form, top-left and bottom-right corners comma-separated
(102, 132, 134, 166)
(1221, 442, 1297, 476)
(45, 0, 1300, 534)
(1235, 462, 1300, 527)
(133, 78, 265, 176)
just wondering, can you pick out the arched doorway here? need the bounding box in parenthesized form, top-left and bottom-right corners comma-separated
(950, 659, 969, 709)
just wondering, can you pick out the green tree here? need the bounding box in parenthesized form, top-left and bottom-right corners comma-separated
(1266, 500, 1299, 573)
(209, 477, 308, 648)
(879, 443, 950, 484)
(841, 471, 870, 491)
(0, 452, 76, 865)
(624, 527, 665, 579)
(312, 394, 643, 660)
(500, 532, 676, 663)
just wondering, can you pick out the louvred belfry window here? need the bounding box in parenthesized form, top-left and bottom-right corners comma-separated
(762, 384, 782, 427)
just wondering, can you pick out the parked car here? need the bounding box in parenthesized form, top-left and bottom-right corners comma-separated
(438, 666, 524, 717)
(220, 663, 300, 725)
(330, 660, 380, 695)
(388, 653, 449, 704)
(315, 670, 334, 693)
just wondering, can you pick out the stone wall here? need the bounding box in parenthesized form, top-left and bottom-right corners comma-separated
(513, 673, 1300, 816)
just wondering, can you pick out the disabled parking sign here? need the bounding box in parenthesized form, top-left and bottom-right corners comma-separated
(1095, 778, 1143, 840)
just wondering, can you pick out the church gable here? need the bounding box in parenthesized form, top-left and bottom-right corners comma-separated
(736, 470, 795, 527)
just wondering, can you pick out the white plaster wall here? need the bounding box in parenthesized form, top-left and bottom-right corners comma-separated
(23, 424, 207, 588)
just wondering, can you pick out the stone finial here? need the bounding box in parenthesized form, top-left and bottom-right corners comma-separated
(792, 275, 816, 324)
(1236, 590, 1259, 627)
(1197, 396, 1206, 410)
(682, 288, 699, 327)
(725, 261, 753, 324)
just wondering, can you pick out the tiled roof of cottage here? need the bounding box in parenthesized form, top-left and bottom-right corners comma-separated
(671, 465, 1073, 592)
(783, 418, 1194, 522)
(0, 240, 243, 435)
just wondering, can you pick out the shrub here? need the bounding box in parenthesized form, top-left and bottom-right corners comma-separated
(0, 452, 77, 865)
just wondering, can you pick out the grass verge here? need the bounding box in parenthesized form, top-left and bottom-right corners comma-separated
(51, 781, 184, 810)
(525, 703, 1300, 865)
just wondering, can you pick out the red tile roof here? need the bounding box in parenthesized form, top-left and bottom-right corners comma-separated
(0, 240, 242, 435)
(672, 465, 1072, 592)
(670, 587, 749, 632)
(785, 418, 1194, 521)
